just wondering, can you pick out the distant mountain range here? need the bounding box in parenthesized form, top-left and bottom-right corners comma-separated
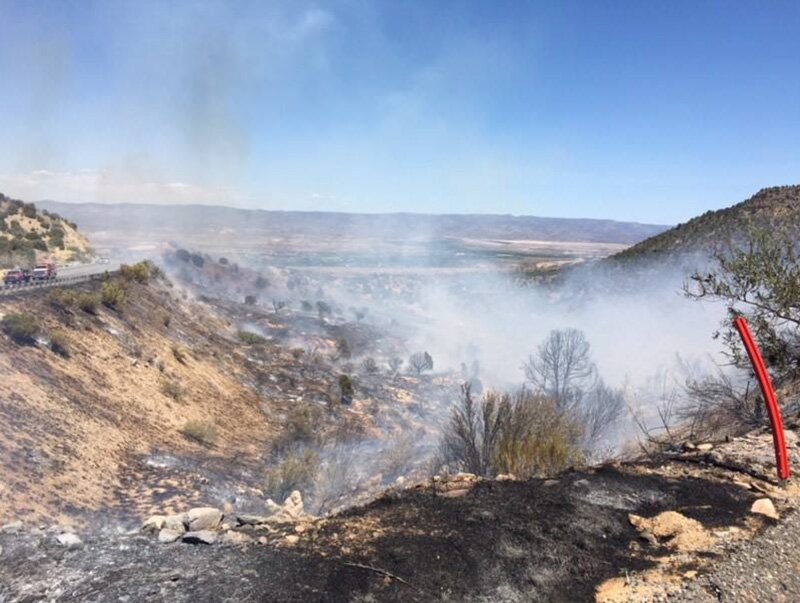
(37, 201, 668, 245)
(612, 185, 800, 260)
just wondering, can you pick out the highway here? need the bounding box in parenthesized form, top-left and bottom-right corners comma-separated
(0, 262, 121, 296)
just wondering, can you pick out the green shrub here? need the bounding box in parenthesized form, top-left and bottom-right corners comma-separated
(101, 280, 126, 310)
(180, 420, 218, 447)
(48, 330, 71, 357)
(1, 312, 40, 344)
(238, 330, 267, 345)
(120, 261, 151, 283)
(77, 293, 100, 314)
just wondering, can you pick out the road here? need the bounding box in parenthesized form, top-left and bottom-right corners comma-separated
(0, 262, 121, 296)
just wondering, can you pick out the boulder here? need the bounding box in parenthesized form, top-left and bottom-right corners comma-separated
(265, 491, 307, 523)
(186, 507, 223, 531)
(158, 529, 182, 544)
(182, 530, 218, 545)
(1, 521, 23, 534)
(142, 515, 166, 533)
(750, 498, 779, 520)
(696, 443, 714, 452)
(163, 514, 187, 534)
(221, 531, 253, 546)
(55, 533, 83, 548)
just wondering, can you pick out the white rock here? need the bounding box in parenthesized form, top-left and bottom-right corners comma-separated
(56, 533, 83, 548)
(163, 514, 187, 534)
(696, 443, 714, 452)
(186, 507, 223, 531)
(751, 498, 779, 520)
(142, 515, 166, 533)
(1, 521, 23, 534)
(158, 529, 182, 544)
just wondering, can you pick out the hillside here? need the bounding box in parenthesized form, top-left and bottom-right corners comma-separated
(0, 193, 92, 268)
(38, 200, 669, 246)
(613, 185, 800, 261)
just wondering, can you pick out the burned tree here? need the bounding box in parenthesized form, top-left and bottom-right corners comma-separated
(523, 328, 596, 406)
(408, 351, 433, 376)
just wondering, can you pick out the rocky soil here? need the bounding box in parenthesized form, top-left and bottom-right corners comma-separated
(1, 428, 799, 602)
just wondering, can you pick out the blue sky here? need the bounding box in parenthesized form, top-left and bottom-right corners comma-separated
(0, 0, 798, 224)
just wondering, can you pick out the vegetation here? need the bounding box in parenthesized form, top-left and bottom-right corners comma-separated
(683, 225, 800, 434)
(77, 293, 100, 314)
(408, 351, 433, 376)
(238, 330, 267, 345)
(1, 312, 40, 345)
(48, 330, 71, 357)
(338, 374, 355, 405)
(180, 420, 218, 447)
(361, 357, 379, 374)
(439, 384, 583, 478)
(263, 448, 320, 503)
(47, 288, 78, 311)
(614, 185, 800, 261)
(171, 344, 189, 364)
(160, 378, 185, 401)
(101, 280, 127, 310)
(120, 261, 152, 283)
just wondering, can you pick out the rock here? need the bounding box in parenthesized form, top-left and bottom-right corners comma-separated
(265, 491, 307, 523)
(56, 533, 83, 548)
(496, 473, 517, 481)
(284, 534, 299, 545)
(543, 479, 559, 487)
(440, 488, 470, 498)
(221, 531, 253, 546)
(182, 530, 218, 545)
(750, 498, 779, 520)
(696, 443, 714, 452)
(163, 514, 187, 534)
(1, 521, 23, 534)
(142, 515, 166, 533)
(186, 507, 223, 531)
(158, 529, 182, 544)
(236, 514, 271, 527)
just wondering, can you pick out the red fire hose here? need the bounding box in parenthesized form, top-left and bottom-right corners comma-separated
(733, 316, 790, 480)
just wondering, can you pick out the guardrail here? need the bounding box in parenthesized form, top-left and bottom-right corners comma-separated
(0, 271, 117, 297)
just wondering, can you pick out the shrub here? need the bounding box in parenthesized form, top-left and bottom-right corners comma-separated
(218, 257, 229, 265)
(180, 420, 218, 447)
(120, 261, 151, 283)
(388, 356, 403, 373)
(175, 248, 191, 262)
(171, 344, 189, 364)
(77, 293, 100, 314)
(438, 385, 583, 479)
(361, 357, 379, 374)
(238, 330, 267, 345)
(301, 300, 313, 312)
(264, 448, 320, 503)
(338, 374, 355, 405)
(101, 280, 126, 310)
(244, 295, 257, 305)
(255, 275, 269, 289)
(190, 253, 205, 267)
(48, 330, 71, 357)
(1, 312, 40, 344)
(21, 203, 37, 218)
(160, 378, 184, 401)
(47, 288, 77, 310)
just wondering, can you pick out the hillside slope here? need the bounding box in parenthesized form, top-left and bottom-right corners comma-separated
(38, 200, 669, 245)
(0, 193, 92, 268)
(613, 185, 800, 261)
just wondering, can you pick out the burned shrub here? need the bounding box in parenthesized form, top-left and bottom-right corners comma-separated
(175, 248, 191, 262)
(338, 374, 355, 405)
(244, 294, 257, 305)
(181, 420, 218, 447)
(77, 293, 100, 315)
(47, 288, 77, 311)
(48, 330, 71, 358)
(388, 356, 403, 374)
(336, 337, 351, 359)
(1, 312, 40, 345)
(361, 357, 379, 374)
(160, 378, 185, 401)
(255, 275, 269, 289)
(190, 253, 205, 267)
(408, 351, 433, 376)
(264, 448, 320, 503)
